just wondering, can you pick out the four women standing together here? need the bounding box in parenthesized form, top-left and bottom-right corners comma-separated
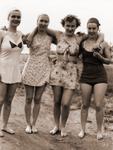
(0, 9, 112, 140)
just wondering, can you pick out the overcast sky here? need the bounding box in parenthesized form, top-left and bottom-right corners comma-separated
(0, 0, 113, 44)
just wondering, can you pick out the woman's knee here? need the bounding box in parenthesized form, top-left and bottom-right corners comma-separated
(54, 97, 61, 107)
(95, 105, 103, 112)
(4, 95, 14, 106)
(26, 97, 33, 104)
(4, 100, 12, 107)
(34, 96, 41, 104)
(61, 102, 70, 110)
(82, 103, 90, 110)
(0, 97, 4, 106)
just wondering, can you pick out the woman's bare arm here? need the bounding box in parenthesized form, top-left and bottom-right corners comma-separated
(0, 30, 4, 49)
(93, 41, 113, 64)
(47, 29, 61, 44)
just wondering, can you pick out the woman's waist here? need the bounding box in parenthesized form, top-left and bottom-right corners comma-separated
(30, 51, 49, 57)
(57, 54, 77, 64)
(28, 54, 49, 61)
(0, 57, 19, 63)
(82, 63, 106, 73)
(82, 59, 103, 66)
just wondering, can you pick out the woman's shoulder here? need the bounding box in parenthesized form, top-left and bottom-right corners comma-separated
(100, 41, 109, 48)
(53, 30, 64, 43)
(0, 29, 6, 39)
(0, 29, 6, 35)
(16, 30, 23, 36)
(76, 32, 86, 44)
(55, 30, 63, 38)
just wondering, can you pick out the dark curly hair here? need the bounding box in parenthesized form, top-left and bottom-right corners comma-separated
(61, 14, 81, 28)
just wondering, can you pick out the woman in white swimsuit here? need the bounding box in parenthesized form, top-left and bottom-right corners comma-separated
(0, 9, 23, 137)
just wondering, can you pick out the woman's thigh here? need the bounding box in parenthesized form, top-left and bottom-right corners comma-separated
(94, 83, 107, 107)
(4, 83, 18, 103)
(52, 86, 63, 103)
(61, 89, 74, 106)
(24, 85, 34, 99)
(34, 85, 46, 104)
(80, 83, 93, 106)
(0, 82, 7, 102)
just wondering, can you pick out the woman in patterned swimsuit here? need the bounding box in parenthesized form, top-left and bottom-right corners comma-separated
(78, 18, 112, 140)
(22, 14, 53, 133)
(0, 9, 23, 137)
(47, 15, 104, 137)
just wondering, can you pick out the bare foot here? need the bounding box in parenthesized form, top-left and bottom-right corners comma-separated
(25, 125, 32, 134)
(61, 128, 67, 137)
(97, 132, 103, 140)
(0, 130, 4, 137)
(2, 127, 15, 134)
(50, 126, 59, 135)
(32, 126, 38, 133)
(78, 130, 86, 138)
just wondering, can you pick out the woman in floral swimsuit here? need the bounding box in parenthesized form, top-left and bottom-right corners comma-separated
(22, 14, 53, 134)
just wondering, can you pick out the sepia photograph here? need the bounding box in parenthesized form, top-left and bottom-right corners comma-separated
(0, 0, 113, 150)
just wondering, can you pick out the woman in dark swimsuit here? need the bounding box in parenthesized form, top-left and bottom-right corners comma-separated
(78, 18, 112, 140)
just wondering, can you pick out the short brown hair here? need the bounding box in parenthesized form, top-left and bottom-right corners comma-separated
(61, 14, 81, 28)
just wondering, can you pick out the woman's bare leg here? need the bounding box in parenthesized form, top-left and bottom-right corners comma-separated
(50, 86, 63, 135)
(2, 83, 18, 134)
(94, 83, 107, 140)
(32, 85, 46, 133)
(78, 83, 92, 138)
(60, 89, 74, 137)
(0, 82, 7, 137)
(24, 85, 34, 133)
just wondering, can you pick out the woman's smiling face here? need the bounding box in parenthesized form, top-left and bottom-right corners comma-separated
(37, 15, 49, 32)
(87, 23, 99, 38)
(8, 10, 21, 27)
(64, 19, 77, 36)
